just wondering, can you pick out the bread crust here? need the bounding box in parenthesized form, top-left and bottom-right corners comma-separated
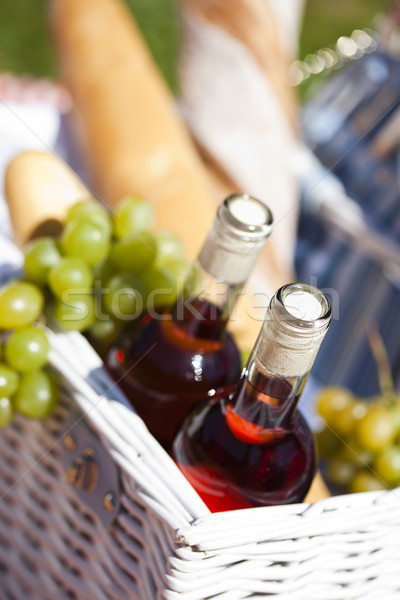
(48, 0, 216, 260)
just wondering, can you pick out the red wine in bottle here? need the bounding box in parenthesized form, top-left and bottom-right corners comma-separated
(173, 282, 332, 511)
(107, 194, 273, 450)
(108, 298, 241, 450)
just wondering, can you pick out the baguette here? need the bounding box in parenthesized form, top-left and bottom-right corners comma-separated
(181, 0, 298, 130)
(5, 150, 90, 248)
(48, 0, 215, 261)
(179, 0, 300, 298)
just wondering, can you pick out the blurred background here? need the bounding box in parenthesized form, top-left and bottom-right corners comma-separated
(0, 0, 386, 93)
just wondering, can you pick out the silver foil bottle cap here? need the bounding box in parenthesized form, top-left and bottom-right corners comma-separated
(198, 194, 274, 284)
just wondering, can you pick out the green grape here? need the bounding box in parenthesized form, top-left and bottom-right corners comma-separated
(0, 397, 13, 427)
(93, 257, 115, 285)
(4, 327, 49, 372)
(155, 231, 184, 263)
(0, 281, 44, 329)
(160, 256, 190, 285)
(316, 386, 354, 425)
(67, 200, 112, 237)
(391, 401, 400, 435)
(87, 317, 123, 359)
(330, 399, 367, 438)
(0, 364, 19, 397)
(48, 257, 94, 298)
(373, 446, 400, 486)
(315, 427, 341, 460)
(103, 273, 145, 319)
(356, 404, 397, 452)
(240, 348, 251, 368)
(109, 232, 157, 274)
(24, 237, 61, 286)
(61, 220, 110, 266)
(339, 442, 374, 468)
(88, 317, 122, 343)
(113, 196, 154, 238)
(349, 470, 387, 494)
(326, 457, 356, 488)
(53, 294, 96, 332)
(142, 265, 177, 310)
(14, 370, 58, 419)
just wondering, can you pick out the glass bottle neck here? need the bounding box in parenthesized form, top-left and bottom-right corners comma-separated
(225, 283, 331, 443)
(166, 194, 273, 343)
(168, 261, 244, 342)
(225, 358, 310, 444)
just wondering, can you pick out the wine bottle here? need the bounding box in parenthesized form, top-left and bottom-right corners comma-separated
(173, 282, 331, 511)
(107, 194, 273, 450)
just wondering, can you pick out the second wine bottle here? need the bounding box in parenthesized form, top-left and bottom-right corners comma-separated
(107, 194, 273, 450)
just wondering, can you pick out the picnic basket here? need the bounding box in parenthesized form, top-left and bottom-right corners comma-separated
(0, 323, 399, 600)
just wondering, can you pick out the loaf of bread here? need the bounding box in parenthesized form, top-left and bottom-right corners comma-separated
(179, 0, 301, 298)
(48, 0, 216, 261)
(5, 150, 90, 248)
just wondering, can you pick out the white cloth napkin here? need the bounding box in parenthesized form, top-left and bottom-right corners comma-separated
(0, 74, 69, 239)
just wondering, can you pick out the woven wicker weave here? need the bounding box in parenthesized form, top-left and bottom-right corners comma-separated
(0, 329, 399, 600)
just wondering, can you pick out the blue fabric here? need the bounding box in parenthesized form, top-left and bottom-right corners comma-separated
(296, 49, 400, 398)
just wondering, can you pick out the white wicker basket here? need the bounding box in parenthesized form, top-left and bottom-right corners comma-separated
(1, 328, 400, 600)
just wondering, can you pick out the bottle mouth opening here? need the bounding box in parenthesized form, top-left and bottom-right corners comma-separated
(272, 282, 332, 334)
(219, 194, 274, 239)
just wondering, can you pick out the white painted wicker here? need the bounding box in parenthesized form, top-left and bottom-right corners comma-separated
(0, 328, 400, 600)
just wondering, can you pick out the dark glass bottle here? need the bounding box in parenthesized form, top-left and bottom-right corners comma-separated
(173, 282, 331, 512)
(107, 194, 273, 450)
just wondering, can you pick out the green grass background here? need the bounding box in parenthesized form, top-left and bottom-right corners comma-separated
(0, 0, 387, 92)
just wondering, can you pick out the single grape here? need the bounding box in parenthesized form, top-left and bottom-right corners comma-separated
(0, 364, 19, 397)
(315, 427, 341, 460)
(141, 265, 177, 311)
(93, 257, 115, 285)
(53, 294, 96, 332)
(14, 370, 58, 419)
(0, 281, 44, 329)
(103, 273, 145, 320)
(4, 327, 49, 372)
(373, 446, 400, 486)
(24, 237, 62, 286)
(330, 399, 367, 438)
(88, 317, 122, 343)
(48, 257, 93, 298)
(159, 256, 190, 289)
(0, 397, 13, 427)
(61, 220, 110, 266)
(356, 404, 397, 452)
(390, 401, 400, 435)
(113, 196, 154, 238)
(109, 232, 157, 274)
(349, 470, 387, 494)
(67, 200, 112, 237)
(316, 386, 354, 425)
(155, 231, 184, 263)
(240, 348, 252, 368)
(87, 317, 123, 359)
(339, 442, 374, 469)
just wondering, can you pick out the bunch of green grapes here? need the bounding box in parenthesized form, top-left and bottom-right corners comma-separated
(316, 385, 400, 494)
(0, 196, 189, 429)
(24, 196, 190, 355)
(0, 281, 58, 426)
